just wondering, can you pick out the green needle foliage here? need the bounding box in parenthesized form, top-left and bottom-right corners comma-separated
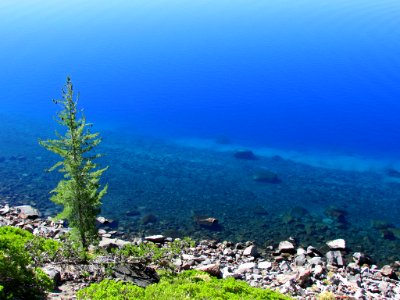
(40, 77, 108, 250)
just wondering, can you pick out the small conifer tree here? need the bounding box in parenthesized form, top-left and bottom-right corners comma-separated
(40, 77, 108, 250)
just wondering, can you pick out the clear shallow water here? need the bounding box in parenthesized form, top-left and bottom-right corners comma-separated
(1, 0, 400, 263)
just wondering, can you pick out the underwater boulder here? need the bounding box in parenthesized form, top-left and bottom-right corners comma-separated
(253, 205, 268, 215)
(282, 206, 309, 224)
(215, 136, 231, 145)
(386, 168, 400, 178)
(192, 210, 219, 229)
(380, 229, 396, 240)
(388, 228, 400, 239)
(253, 170, 280, 183)
(126, 210, 140, 217)
(324, 206, 347, 224)
(234, 150, 257, 160)
(196, 217, 218, 227)
(370, 220, 394, 230)
(141, 214, 157, 225)
(270, 155, 284, 162)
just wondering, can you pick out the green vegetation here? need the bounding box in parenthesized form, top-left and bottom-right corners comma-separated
(39, 77, 108, 250)
(113, 238, 195, 270)
(77, 270, 291, 300)
(0, 226, 61, 299)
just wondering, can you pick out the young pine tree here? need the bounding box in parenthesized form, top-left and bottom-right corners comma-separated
(40, 77, 108, 250)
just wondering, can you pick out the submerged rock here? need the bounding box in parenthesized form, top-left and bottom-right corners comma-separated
(140, 214, 157, 225)
(371, 220, 394, 230)
(325, 207, 347, 224)
(215, 136, 231, 145)
(282, 206, 309, 224)
(194, 216, 219, 229)
(126, 210, 140, 217)
(253, 170, 280, 183)
(386, 168, 400, 178)
(233, 150, 257, 160)
(252, 206, 269, 215)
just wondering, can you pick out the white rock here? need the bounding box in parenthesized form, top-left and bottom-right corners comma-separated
(278, 241, 295, 252)
(243, 245, 258, 257)
(223, 248, 234, 256)
(144, 235, 166, 243)
(314, 264, 324, 276)
(99, 237, 118, 249)
(237, 262, 256, 273)
(115, 239, 129, 248)
(258, 261, 272, 269)
(297, 248, 306, 255)
(326, 238, 346, 250)
(182, 254, 195, 260)
(221, 267, 233, 279)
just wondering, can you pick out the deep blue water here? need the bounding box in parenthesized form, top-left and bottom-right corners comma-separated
(1, 0, 400, 157)
(1, 0, 400, 263)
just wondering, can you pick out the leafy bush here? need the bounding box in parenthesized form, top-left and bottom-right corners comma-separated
(0, 226, 60, 299)
(77, 270, 292, 300)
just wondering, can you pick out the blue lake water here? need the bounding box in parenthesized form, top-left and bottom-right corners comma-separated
(1, 0, 400, 263)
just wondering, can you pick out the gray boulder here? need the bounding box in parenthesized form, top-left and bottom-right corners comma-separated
(42, 265, 62, 288)
(15, 205, 40, 219)
(112, 263, 159, 287)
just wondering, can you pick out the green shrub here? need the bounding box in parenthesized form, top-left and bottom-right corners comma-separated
(0, 226, 60, 299)
(114, 239, 191, 270)
(77, 270, 291, 300)
(77, 279, 144, 299)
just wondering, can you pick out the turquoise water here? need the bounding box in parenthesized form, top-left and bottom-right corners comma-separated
(1, 0, 400, 263)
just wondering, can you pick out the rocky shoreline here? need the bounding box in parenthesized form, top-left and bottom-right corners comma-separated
(1, 204, 400, 299)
